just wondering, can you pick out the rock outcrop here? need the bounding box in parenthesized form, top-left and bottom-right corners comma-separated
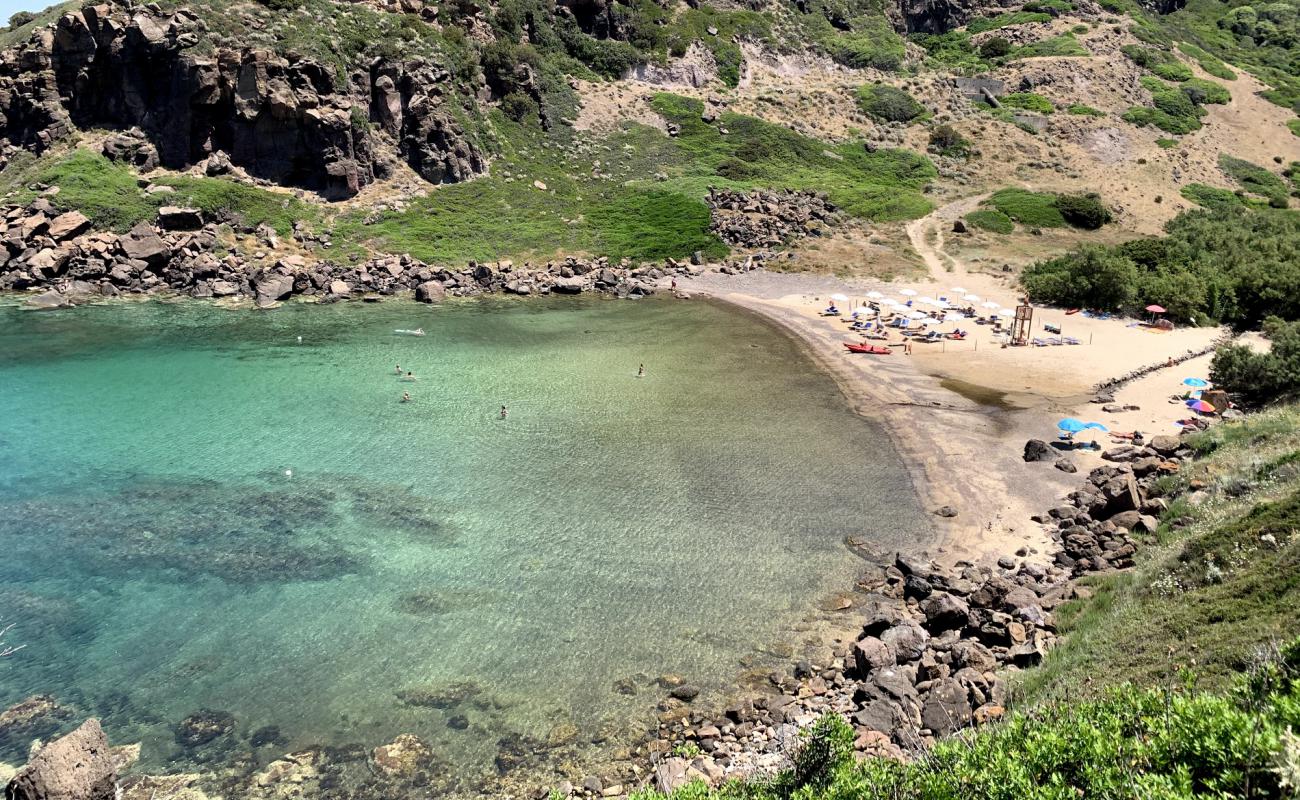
(0, 3, 485, 198)
(706, 188, 840, 248)
(6, 718, 117, 800)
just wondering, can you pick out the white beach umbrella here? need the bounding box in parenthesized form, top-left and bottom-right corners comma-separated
(899, 288, 918, 297)
(830, 293, 849, 302)
(866, 290, 884, 299)
(933, 299, 950, 309)
(982, 300, 1000, 309)
(908, 310, 926, 319)
(963, 293, 981, 302)
(918, 317, 941, 325)
(999, 308, 1015, 317)
(951, 286, 967, 293)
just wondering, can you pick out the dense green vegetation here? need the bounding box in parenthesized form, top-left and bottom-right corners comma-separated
(1219, 153, 1292, 206)
(1178, 41, 1238, 80)
(0, 150, 319, 235)
(983, 188, 1110, 229)
(633, 639, 1300, 799)
(337, 97, 936, 264)
(1000, 92, 1055, 114)
(966, 10, 1052, 33)
(1213, 318, 1300, 404)
(1067, 103, 1106, 116)
(965, 208, 1015, 233)
(1123, 74, 1229, 134)
(1122, 43, 1195, 80)
(912, 29, 1086, 72)
(786, 0, 907, 71)
(1021, 205, 1300, 324)
(854, 84, 926, 124)
(1180, 182, 1254, 210)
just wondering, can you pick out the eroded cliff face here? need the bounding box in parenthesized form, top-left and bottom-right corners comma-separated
(0, 3, 486, 198)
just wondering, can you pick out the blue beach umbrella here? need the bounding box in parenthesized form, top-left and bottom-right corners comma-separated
(1182, 377, 1210, 388)
(1058, 418, 1109, 434)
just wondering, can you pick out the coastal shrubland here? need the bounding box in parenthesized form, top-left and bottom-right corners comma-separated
(0, 149, 320, 236)
(999, 92, 1055, 114)
(631, 638, 1300, 799)
(1212, 318, 1300, 404)
(855, 84, 927, 123)
(981, 188, 1111, 230)
(1021, 205, 1300, 324)
(1122, 75, 1229, 135)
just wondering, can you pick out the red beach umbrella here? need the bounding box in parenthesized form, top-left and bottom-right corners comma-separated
(1145, 305, 1166, 313)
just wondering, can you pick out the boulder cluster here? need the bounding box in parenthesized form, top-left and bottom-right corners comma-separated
(0, 2, 484, 198)
(1034, 434, 1193, 577)
(706, 188, 840, 249)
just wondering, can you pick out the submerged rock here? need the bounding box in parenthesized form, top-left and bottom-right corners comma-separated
(175, 710, 235, 748)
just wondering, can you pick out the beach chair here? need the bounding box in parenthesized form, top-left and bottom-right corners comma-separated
(1032, 337, 1047, 346)
(1064, 337, 1081, 345)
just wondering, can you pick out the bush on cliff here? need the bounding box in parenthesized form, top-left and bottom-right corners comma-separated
(632, 636, 1300, 799)
(855, 84, 926, 124)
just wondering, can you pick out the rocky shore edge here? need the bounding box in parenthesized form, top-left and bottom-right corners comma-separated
(1, 416, 1206, 800)
(0, 195, 791, 309)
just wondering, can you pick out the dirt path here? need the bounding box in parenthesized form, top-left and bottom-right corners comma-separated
(904, 195, 987, 283)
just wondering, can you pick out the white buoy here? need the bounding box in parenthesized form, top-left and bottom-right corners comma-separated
(285, 469, 293, 478)
(297, 336, 302, 343)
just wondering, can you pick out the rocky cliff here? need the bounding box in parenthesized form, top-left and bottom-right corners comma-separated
(0, 2, 485, 199)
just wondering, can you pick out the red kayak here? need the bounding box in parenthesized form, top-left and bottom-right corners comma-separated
(844, 342, 892, 355)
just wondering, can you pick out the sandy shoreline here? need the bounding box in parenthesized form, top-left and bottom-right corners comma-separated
(683, 268, 1223, 565)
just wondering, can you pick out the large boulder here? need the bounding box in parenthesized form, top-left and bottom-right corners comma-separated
(415, 281, 445, 303)
(919, 592, 969, 632)
(157, 206, 203, 231)
(117, 222, 168, 265)
(46, 211, 90, 241)
(6, 718, 117, 800)
(880, 623, 930, 662)
(920, 678, 973, 736)
(255, 275, 295, 306)
(1023, 439, 1054, 462)
(853, 636, 897, 674)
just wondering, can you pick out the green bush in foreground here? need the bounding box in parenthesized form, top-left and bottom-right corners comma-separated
(633, 637, 1300, 800)
(1067, 103, 1105, 116)
(1181, 183, 1247, 211)
(987, 188, 1066, 227)
(1219, 153, 1290, 205)
(855, 84, 926, 124)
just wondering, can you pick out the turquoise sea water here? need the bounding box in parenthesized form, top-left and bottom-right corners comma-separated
(0, 296, 930, 790)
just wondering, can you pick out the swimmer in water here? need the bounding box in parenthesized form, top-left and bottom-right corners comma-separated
(500, 405, 508, 419)
(403, 371, 416, 381)
(401, 392, 411, 403)
(395, 364, 402, 375)
(637, 363, 645, 378)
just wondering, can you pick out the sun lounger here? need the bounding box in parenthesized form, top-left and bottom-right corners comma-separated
(1064, 337, 1081, 345)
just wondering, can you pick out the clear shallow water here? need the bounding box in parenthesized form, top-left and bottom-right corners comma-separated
(0, 296, 930, 787)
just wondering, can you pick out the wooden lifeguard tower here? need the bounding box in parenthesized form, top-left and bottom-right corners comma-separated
(1011, 300, 1033, 346)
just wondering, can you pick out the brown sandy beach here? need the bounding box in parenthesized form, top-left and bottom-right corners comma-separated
(682, 267, 1223, 564)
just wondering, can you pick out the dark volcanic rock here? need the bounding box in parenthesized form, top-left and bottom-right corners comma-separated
(7, 718, 117, 800)
(1023, 439, 1053, 462)
(175, 709, 235, 748)
(0, 9, 485, 199)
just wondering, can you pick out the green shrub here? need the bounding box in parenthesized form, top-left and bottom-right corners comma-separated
(1022, 246, 1138, 308)
(1183, 78, 1231, 105)
(1000, 92, 1054, 114)
(1153, 60, 1194, 81)
(1156, 137, 1178, 149)
(1212, 317, 1300, 404)
(1022, 205, 1300, 324)
(827, 19, 906, 71)
(988, 187, 1066, 227)
(786, 714, 854, 792)
(1012, 33, 1087, 58)
(1024, 0, 1075, 12)
(1290, 119, 1300, 138)
(966, 10, 1051, 33)
(855, 84, 926, 123)
(966, 208, 1014, 232)
(978, 35, 1011, 58)
(7, 10, 35, 27)
(1056, 192, 1112, 229)
(928, 123, 970, 157)
(1219, 154, 1290, 204)
(1067, 104, 1105, 116)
